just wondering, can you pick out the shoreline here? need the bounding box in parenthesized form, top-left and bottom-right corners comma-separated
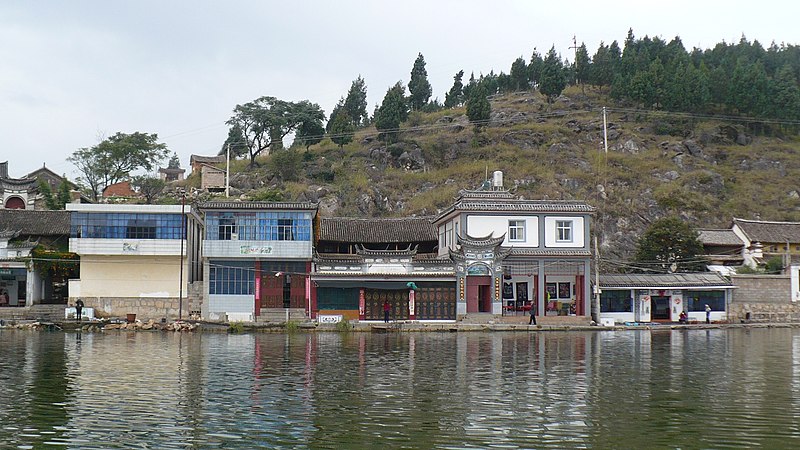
(4, 319, 800, 333)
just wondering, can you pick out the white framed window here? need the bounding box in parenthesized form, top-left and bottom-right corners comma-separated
(508, 220, 525, 241)
(556, 220, 573, 242)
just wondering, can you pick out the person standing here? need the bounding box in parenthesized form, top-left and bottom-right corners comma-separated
(705, 304, 711, 324)
(383, 299, 391, 323)
(529, 304, 537, 325)
(75, 298, 84, 322)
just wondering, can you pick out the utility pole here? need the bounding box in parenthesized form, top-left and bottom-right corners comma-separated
(594, 235, 601, 324)
(178, 189, 186, 321)
(225, 143, 230, 198)
(569, 35, 583, 92)
(602, 107, 609, 154)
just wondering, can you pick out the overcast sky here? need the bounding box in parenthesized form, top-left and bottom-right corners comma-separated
(2, 1, 798, 179)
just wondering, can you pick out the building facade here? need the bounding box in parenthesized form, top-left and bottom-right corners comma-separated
(67, 204, 202, 320)
(313, 217, 454, 322)
(433, 173, 594, 319)
(199, 201, 317, 322)
(599, 273, 735, 324)
(0, 210, 73, 307)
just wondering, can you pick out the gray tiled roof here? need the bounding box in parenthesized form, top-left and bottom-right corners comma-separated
(733, 218, 800, 243)
(436, 198, 595, 222)
(0, 210, 70, 236)
(509, 248, 592, 257)
(697, 229, 744, 246)
(320, 217, 437, 243)
(190, 154, 226, 164)
(198, 201, 318, 211)
(600, 272, 734, 289)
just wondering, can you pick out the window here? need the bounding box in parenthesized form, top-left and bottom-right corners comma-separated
(126, 219, 156, 239)
(218, 213, 235, 240)
(685, 291, 725, 312)
(204, 212, 312, 241)
(209, 260, 254, 295)
(277, 219, 294, 241)
(556, 220, 573, 242)
(70, 213, 183, 239)
(601, 290, 633, 312)
(508, 220, 525, 241)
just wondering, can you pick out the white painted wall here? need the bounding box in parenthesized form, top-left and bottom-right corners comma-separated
(601, 312, 635, 324)
(70, 238, 185, 256)
(543, 216, 585, 248)
(77, 255, 187, 298)
(208, 294, 253, 315)
(466, 215, 539, 246)
(203, 239, 312, 259)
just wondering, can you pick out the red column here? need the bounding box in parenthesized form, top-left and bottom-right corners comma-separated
(308, 262, 317, 319)
(358, 288, 365, 320)
(408, 289, 416, 320)
(254, 260, 261, 317)
(576, 275, 585, 316)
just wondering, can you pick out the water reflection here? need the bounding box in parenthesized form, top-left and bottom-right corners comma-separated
(1, 329, 800, 448)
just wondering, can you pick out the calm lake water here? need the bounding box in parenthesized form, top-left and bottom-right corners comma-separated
(1, 327, 800, 449)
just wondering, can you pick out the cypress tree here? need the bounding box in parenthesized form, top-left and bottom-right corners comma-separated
(408, 53, 432, 111)
(539, 46, 567, 103)
(444, 70, 465, 108)
(466, 83, 491, 130)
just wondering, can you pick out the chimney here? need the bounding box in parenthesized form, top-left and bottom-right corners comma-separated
(0, 161, 8, 179)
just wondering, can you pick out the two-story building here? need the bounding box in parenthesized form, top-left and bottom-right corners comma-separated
(67, 204, 202, 320)
(434, 172, 595, 319)
(199, 201, 317, 322)
(312, 217, 455, 322)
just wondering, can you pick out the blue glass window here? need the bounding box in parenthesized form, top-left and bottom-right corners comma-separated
(209, 260, 255, 295)
(205, 211, 311, 241)
(70, 213, 184, 239)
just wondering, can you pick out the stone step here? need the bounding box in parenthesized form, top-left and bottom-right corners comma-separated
(256, 308, 308, 323)
(0, 304, 68, 322)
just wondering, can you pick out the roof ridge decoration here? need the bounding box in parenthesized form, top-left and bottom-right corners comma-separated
(0, 229, 20, 239)
(355, 244, 418, 257)
(456, 232, 506, 248)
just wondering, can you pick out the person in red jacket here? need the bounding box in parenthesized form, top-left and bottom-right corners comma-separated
(383, 300, 391, 323)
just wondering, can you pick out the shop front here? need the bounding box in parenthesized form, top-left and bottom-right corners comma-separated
(599, 273, 735, 324)
(0, 266, 27, 307)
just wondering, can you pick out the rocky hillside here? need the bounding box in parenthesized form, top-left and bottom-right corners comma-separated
(183, 86, 800, 262)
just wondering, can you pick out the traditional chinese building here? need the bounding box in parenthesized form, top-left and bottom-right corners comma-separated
(312, 217, 455, 321)
(434, 171, 595, 319)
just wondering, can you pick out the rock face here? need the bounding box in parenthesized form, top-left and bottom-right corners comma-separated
(191, 92, 798, 261)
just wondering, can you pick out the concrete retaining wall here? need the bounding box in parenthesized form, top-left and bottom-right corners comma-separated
(82, 297, 182, 321)
(730, 275, 798, 322)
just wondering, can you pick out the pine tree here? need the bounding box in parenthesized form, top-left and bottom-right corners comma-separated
(375, 82, 409, 142)
(56, 179, 72, 207)
(328, 112, 355, 148)
(408, 53, 432, 111)
(539, 46, 566, 103)
(167, 153, 180, 169)
(574, 43, 591, 93)
(509, 57, 528, 91)
(769, 64, 800, 119)
(465, 82, 491, 130)
(343, 76, 368, 127)
(444, 70, 464, 108)
(528, 50, 544, 87)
